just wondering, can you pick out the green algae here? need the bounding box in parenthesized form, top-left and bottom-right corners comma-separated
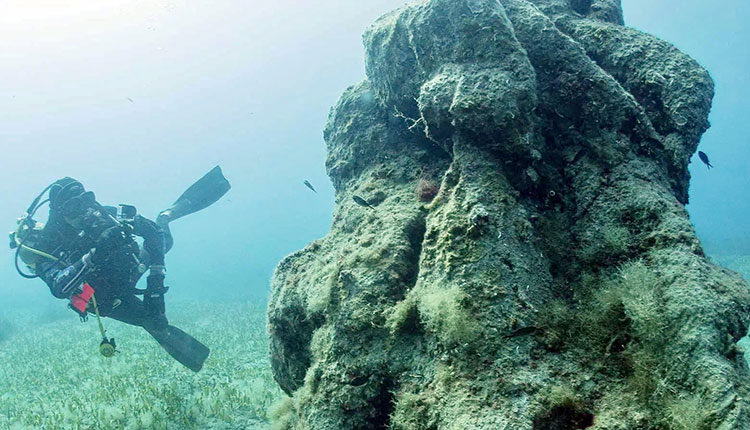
(267, 0, 750, 428)
(0, 301, 280, 430)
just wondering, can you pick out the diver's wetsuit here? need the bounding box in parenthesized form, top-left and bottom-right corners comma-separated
(17, 170, 227, 371)
(36, 206, 172, 332)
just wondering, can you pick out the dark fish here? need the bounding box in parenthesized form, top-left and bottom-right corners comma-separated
(303, 180, 317, 193)
(698, 151, 713, 169)
(503, 326, 542, 339)
(353, 195, 374, 209)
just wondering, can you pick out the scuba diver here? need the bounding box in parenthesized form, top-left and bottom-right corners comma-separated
(9, 166, 230, 372)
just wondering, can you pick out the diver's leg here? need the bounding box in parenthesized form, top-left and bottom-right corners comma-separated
(156, 166, 230, 253)
(159, 166, 230, 223)
(106, 294, 209, 372)
(155, 215, 174, 253)
(136, 222, 173, 261)
(105, 294, 168, 331)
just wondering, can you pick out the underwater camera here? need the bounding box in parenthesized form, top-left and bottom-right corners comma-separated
(117, 204, 137, 222)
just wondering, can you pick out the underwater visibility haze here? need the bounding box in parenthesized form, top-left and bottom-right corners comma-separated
(0, 0, 748, 429)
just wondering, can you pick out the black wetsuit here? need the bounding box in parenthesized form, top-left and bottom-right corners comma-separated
(36, 205, 172, 331)
(17, 173, 224, 371)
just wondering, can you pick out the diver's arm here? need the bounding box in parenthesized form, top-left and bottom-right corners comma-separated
(37, 252, 94, 299)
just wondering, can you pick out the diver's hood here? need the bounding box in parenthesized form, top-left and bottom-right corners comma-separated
(48, 177, 97, 218)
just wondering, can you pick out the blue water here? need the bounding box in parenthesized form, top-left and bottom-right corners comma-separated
(625, 0, 750, 256)
(0, 1, 407, 306)
(0, 1, 748, 428)
(0, 1, 747, 307)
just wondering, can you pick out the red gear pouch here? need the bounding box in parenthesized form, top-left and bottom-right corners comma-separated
(70, 283, 95, 314)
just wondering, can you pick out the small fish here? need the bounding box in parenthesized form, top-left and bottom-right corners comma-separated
(303, 180, 317, 193)
(127, 97, 134, 103)
(698, 151, 713, 169)
(503, 326, 542, 339)
(352, 195, 374, 209)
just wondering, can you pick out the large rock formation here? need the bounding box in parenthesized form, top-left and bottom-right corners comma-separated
(267, 0, 750, 428)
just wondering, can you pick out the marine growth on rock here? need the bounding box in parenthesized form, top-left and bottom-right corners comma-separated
(267, 1, 750, 429)
(416, 178, 439, 203)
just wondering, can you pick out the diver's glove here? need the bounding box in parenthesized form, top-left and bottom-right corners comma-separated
(144, 266, 168, 317)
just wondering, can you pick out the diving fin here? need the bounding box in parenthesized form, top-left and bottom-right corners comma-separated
(147, 325, 210, 372)
(159, 166, 231, 223)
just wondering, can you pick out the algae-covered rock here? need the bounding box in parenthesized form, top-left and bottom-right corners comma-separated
(268, 0, 750, 428)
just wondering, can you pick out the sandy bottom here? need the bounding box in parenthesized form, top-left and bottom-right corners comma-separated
(0, 299, 280, 430)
